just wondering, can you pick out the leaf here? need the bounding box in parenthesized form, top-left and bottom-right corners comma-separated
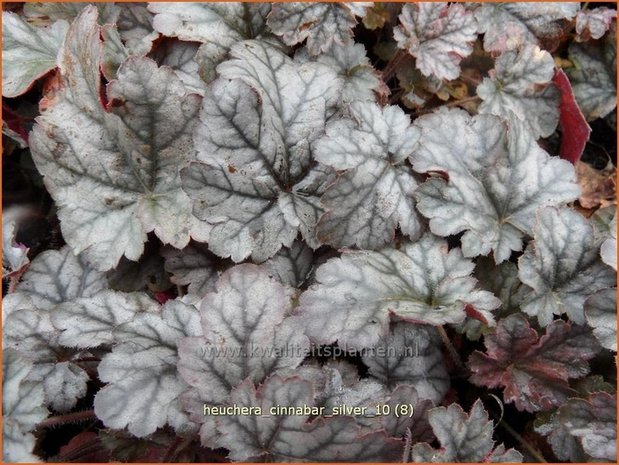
(297, 234, 500, 349)
(149, 2, 271, 82)
(162, 243, 221, 303)
(518, 207, 617, 326)
(4, 245, 106, 312)
(575, 7, 617, 41)
(177, 265, 309, 446)
(2, 12, 69, 98)
(181, 40, 341, 262)
(600, 209, 617, 270)
(2, 349, 48, 463)
(411, 400, 523, 462)
(553, 69, 592, 164)
(394, 3, 477, 80)
(468, 314, 601, 412)
(412, 109, 580, 263)
(151, 41, 207, 96)
(2, 219, 30, 278)
(30, 7, 207, 271)
(477, 44, 560, 139)
(262, 240, 314, 289)
(315, 101, 422, 249)
(361, 323, 449, 403)
(267, 3, 368, 55)
(295, 42, 384, 104)
(567, 30, 617, 121)
(216, 375, 403, 461)
(94, 299, 201, 437)
(51, 290, 160, 349)
(23, 2, 120, 25)
(474, 3, 580, 52)
(106, 250, 170, 293)
(584, 288, 617, 351)
(115, 3, 158, 56)
(536, 392, 617, 461)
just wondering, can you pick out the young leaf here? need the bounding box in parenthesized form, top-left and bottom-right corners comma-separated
(361, 323, 449, 403)
(584, 288, 617, 351)
(181, 40, 341, 262)
(536, 392, 616, 461)
(477, 44, 560, 139)
(468, 314, 601, 412)
(149, 2, 271, 82)
(2, 219, 30, 278)
(568, 31, 617, 121)
(267, 3, 369, 55)
(30, 7, 207, 271)
(518, 207, 616, 326)
(575, 7, 617, 41)
(162, 243, 221, 302)
(393, 3, 477, 81)
(315, 101, 423, 249)
(411, 400, 523, 462)
(474, 3, 580, 52)
(297, 234, 500, 349)
(216, 375, 403, 461)
(295, 43, 384, 104)
(2, 349, 48, 463)
(95, 299, 201, 437)
(412, 109, 580, 263)
(2, 12, 69, 98)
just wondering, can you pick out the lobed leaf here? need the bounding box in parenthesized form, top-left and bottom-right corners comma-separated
(518, 207, 616, 326)
(411, 400, 523, 462)
(181, 40, 341, 262)
(315, 101, 423, 249)
(412, 109, 580, 263)
(477, 44, 560, 139)
(469, 314, 601, 412)
(394, 2, 477, 80)
(297, 234, 500, 349)
(584, 288, 617, 351)
(2, 12, 69, 98)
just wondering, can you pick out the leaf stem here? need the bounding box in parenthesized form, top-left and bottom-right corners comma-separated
(36, 410, 97, 429)
(437, 326, 465, 371)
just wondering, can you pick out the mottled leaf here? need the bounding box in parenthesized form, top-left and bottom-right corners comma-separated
(2, 349, 48, 463)
(95, 299, 201, 437)
(518, 207, 616, 326)
(315, 101, 422, 249)
(30, 7, 207, 271)
(2, 12, 69, 98)
(537, 392, 616, 461)
(151, 41, 207, 96)
(412, 109, 580, 263)
(477, 44, 559, 138)
(568, 30, 617, 121)
(600, 209, 617, 270)
(575, 7, 617, 41)
(149, 2, 271, 82)
(584, 288, 617, 351)
(262, 241, 314, 289)
(361, 323, 449, 403)
(474, 3, 580, 52)
(216, 375, 403, 461)
(267, 2, 369, 55)
(297, 234, 500, 349)
(52, 290, 160, 348)
(295, 42, 384, 104)
(394, 3, 477, 80)
(411, 400, 523, 462)
(181, 40, 340, 262)
(469, 314, 600, 412)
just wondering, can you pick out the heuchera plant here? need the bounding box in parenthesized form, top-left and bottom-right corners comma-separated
(2, 2, 617, 463)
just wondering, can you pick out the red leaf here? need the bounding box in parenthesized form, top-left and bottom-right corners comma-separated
(468, 314, 600, 412)
(2, 103, 30, 145)
(58, 432, 111, 462)
(553, 69, 591, 164)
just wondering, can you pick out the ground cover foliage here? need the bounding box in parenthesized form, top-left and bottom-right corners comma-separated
(1, 2, 617, 462)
